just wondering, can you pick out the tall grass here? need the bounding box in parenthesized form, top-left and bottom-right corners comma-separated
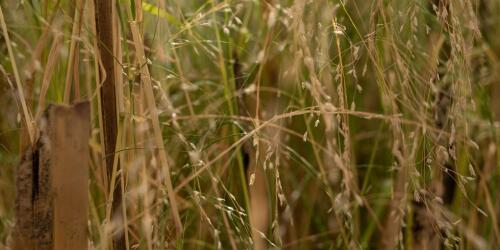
(1, 0, 500, 249)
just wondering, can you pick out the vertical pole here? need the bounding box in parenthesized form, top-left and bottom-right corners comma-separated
(13, 102, 90, 250)
(94, 0, 118, 183)
(94, 0, 125, 248)
(50, 102, 90, 249)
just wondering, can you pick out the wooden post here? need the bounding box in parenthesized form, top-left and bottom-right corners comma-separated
(13, 102, 90, 250)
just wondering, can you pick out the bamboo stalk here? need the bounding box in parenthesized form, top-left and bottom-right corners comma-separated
(94, 0, 124, 248)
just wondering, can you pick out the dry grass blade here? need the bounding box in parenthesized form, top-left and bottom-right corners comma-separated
(36, 34, 63, 120)
(0, 0, 499, 249)
(129, 19, 183, 235)
(0, 4, 34, 144)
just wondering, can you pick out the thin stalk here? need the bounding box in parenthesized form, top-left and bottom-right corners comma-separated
(210, 0, 251, 224)
(0, 4, 34, 144)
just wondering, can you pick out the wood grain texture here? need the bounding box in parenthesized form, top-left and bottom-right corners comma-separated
(49, 102, 90, 250)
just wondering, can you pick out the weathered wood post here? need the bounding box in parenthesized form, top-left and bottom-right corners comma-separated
(13, 102, 90, 250)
